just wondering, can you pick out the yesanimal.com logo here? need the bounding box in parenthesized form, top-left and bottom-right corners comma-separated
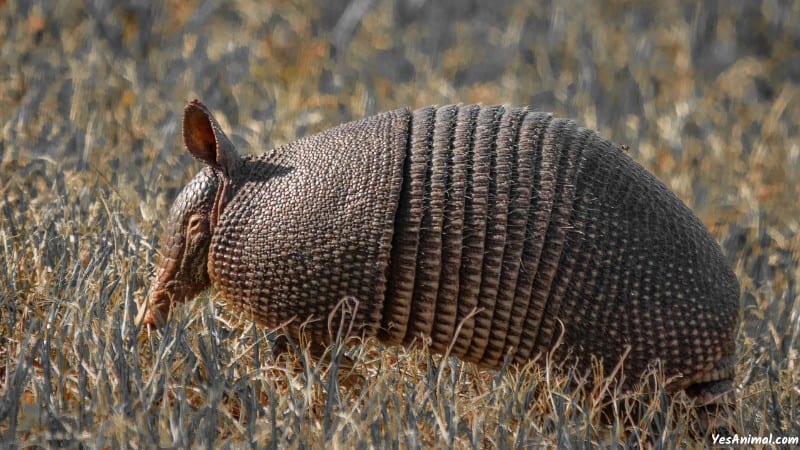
(712, 433, 799, 446)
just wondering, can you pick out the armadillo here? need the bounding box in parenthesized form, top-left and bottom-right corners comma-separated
(139, 100, 739, 407)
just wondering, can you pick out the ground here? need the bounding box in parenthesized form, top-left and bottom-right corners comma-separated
(1, 0, 798, 448)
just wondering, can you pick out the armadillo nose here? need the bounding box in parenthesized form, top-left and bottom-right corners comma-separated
(139, 254, 183, 332)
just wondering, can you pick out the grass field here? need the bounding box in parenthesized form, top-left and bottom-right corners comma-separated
(1, 0, 799, 448)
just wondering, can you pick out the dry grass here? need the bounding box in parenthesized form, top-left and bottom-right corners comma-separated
(1, 0, 799, 448)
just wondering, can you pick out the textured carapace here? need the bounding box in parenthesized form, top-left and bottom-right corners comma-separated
(141, 100, 739, 409)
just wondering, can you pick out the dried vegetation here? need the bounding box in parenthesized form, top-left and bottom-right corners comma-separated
(1, 0, 798, 448)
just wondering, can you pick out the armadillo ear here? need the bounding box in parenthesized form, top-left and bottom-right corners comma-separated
(183, 99, 240, 177)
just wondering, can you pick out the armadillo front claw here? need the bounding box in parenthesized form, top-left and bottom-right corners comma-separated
(135, 291, 172, 334)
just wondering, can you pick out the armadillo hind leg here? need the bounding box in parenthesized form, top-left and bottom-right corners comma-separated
(684, 354, 738, 437)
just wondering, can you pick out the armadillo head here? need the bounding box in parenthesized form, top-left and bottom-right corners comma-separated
(138, 100, 241, 329)
(138, 169, 219, 328)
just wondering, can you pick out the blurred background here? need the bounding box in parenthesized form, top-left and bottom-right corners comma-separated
(1, 0, 798, 443)
(2, 0, 798, 217)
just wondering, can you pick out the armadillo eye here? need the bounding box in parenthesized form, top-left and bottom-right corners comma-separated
(187, 214, 204, 234)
